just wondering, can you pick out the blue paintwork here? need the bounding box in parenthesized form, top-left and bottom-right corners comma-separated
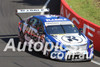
(33, 15, 70, 22)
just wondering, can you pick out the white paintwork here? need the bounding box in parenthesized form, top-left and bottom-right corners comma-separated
(45, 21, 74, 26)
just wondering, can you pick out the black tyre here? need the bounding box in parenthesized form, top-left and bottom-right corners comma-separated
(18, 31, 25, 44)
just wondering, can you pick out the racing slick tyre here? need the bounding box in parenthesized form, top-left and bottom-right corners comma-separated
(18, 31, 25, 44)
(45, 51, 50, 58)
(43, 43, 50, 58)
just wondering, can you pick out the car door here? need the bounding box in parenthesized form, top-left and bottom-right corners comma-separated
(24, 17, 38, 42)
(33, 18, 45, 43)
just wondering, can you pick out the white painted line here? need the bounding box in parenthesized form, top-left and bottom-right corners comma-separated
(91, 60, 100, 66)
(40, 0, 50, 15)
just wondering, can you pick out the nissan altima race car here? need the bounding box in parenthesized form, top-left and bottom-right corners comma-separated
(17, 9, 94, 61)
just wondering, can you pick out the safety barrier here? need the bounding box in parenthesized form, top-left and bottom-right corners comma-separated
(60, 0, 100, 52)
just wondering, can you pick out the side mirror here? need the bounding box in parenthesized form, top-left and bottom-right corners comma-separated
(79, 28, 83, 33)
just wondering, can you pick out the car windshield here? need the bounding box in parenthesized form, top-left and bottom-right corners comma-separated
(46, 25, 79, 34)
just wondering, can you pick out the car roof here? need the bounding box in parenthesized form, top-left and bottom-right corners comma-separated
(33, 15, 71, 23)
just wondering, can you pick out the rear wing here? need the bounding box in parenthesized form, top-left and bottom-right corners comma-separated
(16, 9, 49, 13)
(16, 9, 50, 21)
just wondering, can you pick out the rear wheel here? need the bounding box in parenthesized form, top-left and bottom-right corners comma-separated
(18, 31, 25, 44)
(45, 51, 50, 58)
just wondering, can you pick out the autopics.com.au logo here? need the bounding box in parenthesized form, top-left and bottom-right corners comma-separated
(3, 38, 88, 60)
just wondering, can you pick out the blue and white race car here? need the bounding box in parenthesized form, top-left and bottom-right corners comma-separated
(17, 9, 94, 61)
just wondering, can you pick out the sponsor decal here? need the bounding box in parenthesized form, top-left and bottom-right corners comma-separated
(46, 18, 67, 22)
(17, 9, 49, 13)
(61, 36, 83, 43)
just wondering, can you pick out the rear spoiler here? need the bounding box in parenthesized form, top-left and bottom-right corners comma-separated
(16, 9, 49, 13)
(16, 9, 49, 21)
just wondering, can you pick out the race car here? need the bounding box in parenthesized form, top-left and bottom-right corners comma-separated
(17, 9, 94, 61)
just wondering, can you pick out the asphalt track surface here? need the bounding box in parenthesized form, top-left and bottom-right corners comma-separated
(0, 0, 100, 67)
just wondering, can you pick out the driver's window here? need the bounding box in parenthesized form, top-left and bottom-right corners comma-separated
(27, 17, 34, 25)
(31, 19, 38, 27)
(37, 21, 44, 32)
(27, 17, 39, 28)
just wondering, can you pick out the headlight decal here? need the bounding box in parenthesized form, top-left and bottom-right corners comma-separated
(89, 44, 93, 48)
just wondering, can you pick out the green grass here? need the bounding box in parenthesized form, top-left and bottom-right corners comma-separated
(65, 0, 100, 26)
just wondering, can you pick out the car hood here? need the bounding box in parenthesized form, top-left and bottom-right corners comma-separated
(51, 33, 88, 46)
